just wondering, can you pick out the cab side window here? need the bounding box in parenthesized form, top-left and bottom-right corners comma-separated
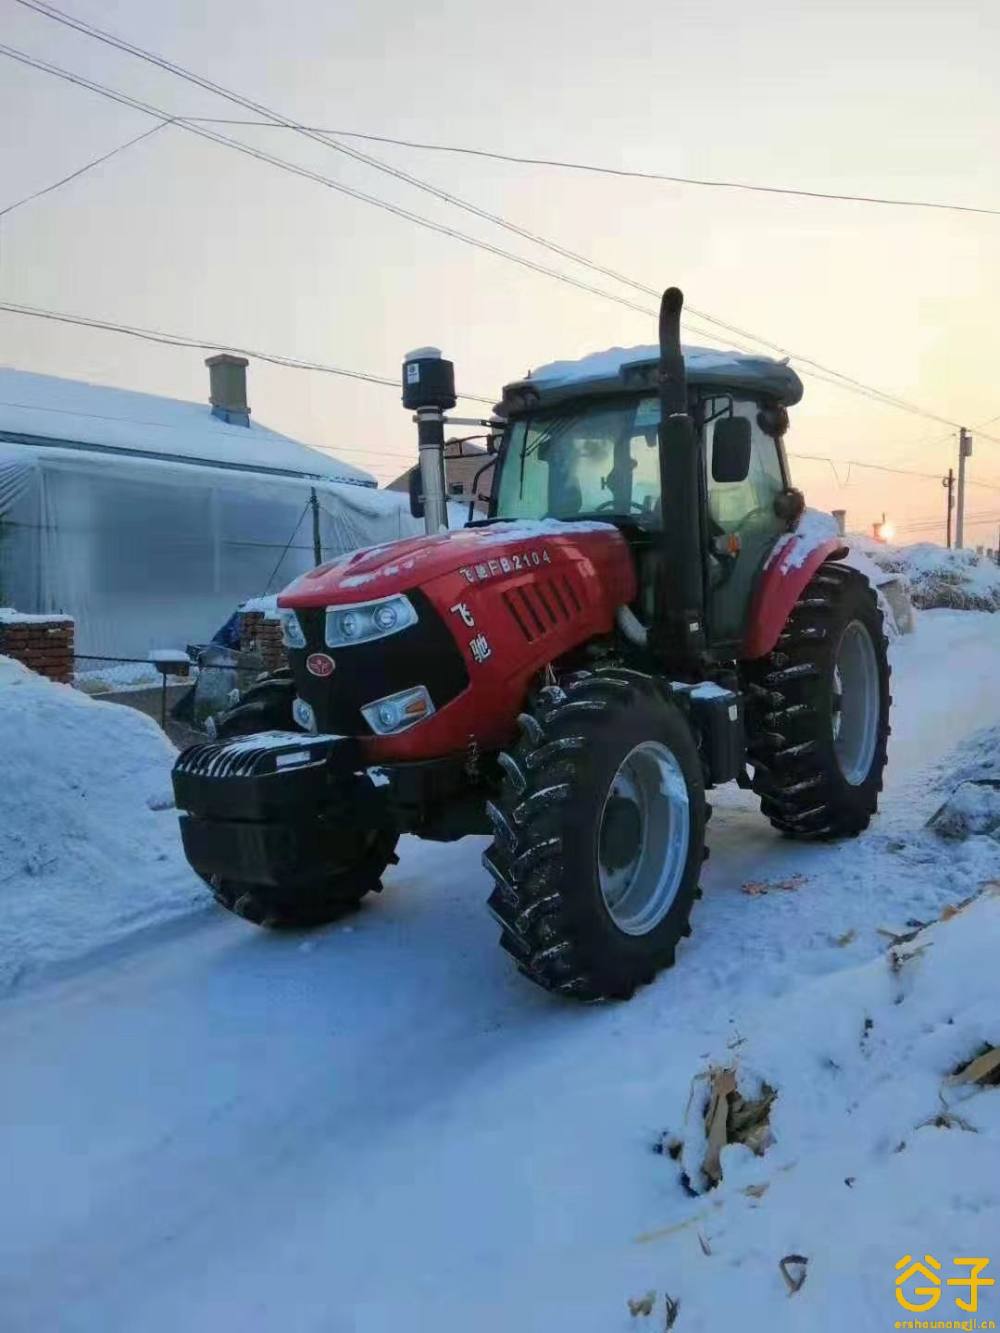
(705, 398, 785, 535)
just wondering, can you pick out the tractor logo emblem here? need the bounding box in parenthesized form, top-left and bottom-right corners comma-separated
(305, 653, 336, 678)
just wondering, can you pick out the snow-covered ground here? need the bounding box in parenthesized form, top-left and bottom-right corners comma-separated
(1, 611, 999, 1332)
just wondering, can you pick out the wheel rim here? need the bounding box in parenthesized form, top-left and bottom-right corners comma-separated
(597, 740, 690, 937)
(832, 619, 880, 786)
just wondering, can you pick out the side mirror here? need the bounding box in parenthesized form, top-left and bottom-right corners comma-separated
(711, 416, 752, 483)
(407, 464, 424, 519)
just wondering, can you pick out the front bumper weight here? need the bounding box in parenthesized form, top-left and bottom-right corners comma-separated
(172, 731, 363, 822)
(172, 731, 391, 890)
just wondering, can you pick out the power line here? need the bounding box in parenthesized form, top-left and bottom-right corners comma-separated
(0, 47, 692, 342)
(899, 505, 1000, 526)
(6, 298, 1000, 486)
(263, 498, 310, 592)
(0, 120, 168, 218)
(789, 451, 946, 483)
(176, 118, 1000, 221)
(7, 3, 987, 434)
(0, 299, 495, 405)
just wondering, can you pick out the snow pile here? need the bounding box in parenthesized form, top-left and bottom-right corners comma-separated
(927, 724, 1000, 842)
(649, 886, 1000, 1328)
(0, 658, 203, 989)
(851, 535, 1000, 612)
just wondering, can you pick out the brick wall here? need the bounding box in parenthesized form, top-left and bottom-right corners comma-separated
(0, 615, 75, 683)
(239, 610, 287, 674)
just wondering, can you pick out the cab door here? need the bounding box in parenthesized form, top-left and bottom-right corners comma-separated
(704, 397, 789, 646)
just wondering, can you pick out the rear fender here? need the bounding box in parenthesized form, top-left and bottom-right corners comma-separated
(742, 536, 848, 659)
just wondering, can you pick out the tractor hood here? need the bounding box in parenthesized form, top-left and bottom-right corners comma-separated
(278, 519, 632, 608)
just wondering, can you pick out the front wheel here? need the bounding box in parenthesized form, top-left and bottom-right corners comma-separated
(744, 563, 891, 838)
(483, 671, 707, 1001)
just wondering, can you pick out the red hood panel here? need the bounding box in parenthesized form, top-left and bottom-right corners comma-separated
(279, 520, 631, 607)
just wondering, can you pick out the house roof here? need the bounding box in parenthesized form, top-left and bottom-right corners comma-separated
(0, 367, 375, 486)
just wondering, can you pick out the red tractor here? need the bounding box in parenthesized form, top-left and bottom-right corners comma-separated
(172, 288, 890, 1000)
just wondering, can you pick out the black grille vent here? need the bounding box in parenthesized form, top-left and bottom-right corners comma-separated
(502, 574, 584, 643)
(175, 734, 335, 779)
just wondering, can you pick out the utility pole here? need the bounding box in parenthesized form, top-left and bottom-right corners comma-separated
(955, 428, 973, 548)
(309, 487, 323, 567)
(942, 468, 954, 548)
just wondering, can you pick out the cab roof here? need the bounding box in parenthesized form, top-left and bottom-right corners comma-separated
(499, 342, 804, 414)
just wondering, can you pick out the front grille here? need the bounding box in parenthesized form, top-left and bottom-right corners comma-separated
(502, 573, 583, 643)
(290, 588, 469, 734)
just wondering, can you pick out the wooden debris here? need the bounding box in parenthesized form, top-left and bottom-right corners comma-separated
(779, 1254, 809, 1295)
(627, 1291, 656, 1317)
(834, 928, 857, 947)
(702, 1068, 737, 1185)
(920, 1109, 977, 1133)
(947, 1045, 1000, 1087)
(741, 874, 806, 896)
(663, 1293, 680, 1329)
(700, 1068, 776, 1186)
(877, 923, 926, 946)
(889, 941, 931, 974)
(742, 1182, 769, 1199)
(634, 1203, 719, 1246)
(940, 890, 982, 922)
(697, 1231, 712, 1256)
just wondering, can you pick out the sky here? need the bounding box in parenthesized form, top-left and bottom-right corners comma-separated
(1, 0, 999, 547)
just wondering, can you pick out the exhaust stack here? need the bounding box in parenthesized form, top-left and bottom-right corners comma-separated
(654, 287, 706, 664)
(402, 347, 455, 535)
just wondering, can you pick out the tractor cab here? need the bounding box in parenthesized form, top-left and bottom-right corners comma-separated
(487, 345, 804, 652)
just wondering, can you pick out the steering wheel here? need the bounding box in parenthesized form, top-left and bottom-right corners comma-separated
(593, 499, 647, 515)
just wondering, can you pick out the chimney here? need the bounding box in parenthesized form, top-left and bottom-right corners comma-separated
(205, 353, 250, 427)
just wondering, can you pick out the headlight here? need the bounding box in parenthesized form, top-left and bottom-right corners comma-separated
(278, 609, 306, 648)
(326, 594, 417, 648)
(361, 685, 434, 735)
(292, 696, 317, 733)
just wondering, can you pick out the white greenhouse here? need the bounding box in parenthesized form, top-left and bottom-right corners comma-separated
(0, 357, 419, 661)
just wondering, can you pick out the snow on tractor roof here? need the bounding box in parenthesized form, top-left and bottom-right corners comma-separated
(502, 342, 804, 410)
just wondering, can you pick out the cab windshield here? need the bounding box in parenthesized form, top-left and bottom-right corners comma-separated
(494, 395, 662, 526)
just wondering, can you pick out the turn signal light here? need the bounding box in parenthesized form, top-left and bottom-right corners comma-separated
(361, 685, 435, 736)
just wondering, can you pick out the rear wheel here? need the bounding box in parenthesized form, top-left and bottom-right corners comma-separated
(483, 671, 706, 1000)
(743, 563, 891, 838)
